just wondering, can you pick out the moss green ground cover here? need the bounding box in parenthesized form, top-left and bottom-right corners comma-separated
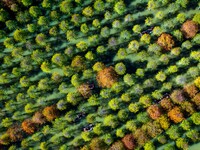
(0, 0, 200, 149)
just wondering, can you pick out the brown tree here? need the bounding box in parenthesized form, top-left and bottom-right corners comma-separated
(147, 104, 162, 120)
(96, 66, 118, 88)
(42, 105, 59, 121)
(7, 124, 24, 142)
(121, 134, 135, 150)
(192, 93, 200, 109)
(183, 84, 198, 98)
(168, 107, 184, 123)
(160, 97, 174, 111)
(181, 20, 199, 38)
(22, 119, 37, 134)
(109, 141, 126, 150)
(78, 83, 93, 98)
(157, 33, 175, 51)
(32, 111, 47, 125)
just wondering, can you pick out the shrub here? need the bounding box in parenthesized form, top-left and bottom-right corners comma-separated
(157, 33, 175, 51)
(147, 105, 162, 120)
(96, 66, 118, 88)
(42, 105, 59, 121)
(181, 20, 199, 38)
(121, 134, 135, 150)
(22, 119, 37, 134)
(168, 107, 184, 123)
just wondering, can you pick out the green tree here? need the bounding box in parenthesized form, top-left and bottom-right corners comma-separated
(60, 0, 73, 14)
(0, 9, 9, 22)
(132, 24, 141, 34)
(35, 33, 47, 46)
(80, 23, 89, 34)
(114, 1, 126, 15)
(29, 6, 42, 17)
(13, 29, 27, 42)
(103, 114, 118, 128)
(66, 92, 82, 106)
(94, 0, 105, 12)
(37, 16, 48, 26)
(6, 20, 17, 31)
(115, 62, 126, 75)
(82, 6, 93, 17)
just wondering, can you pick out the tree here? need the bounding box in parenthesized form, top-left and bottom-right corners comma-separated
(7, 124, 25, 142)
(191, 112, 200, 125)
(92, 19, 101, 28)
(181, 101, 195, 115)
(78, 83, 93, 98)
(35, 33, 47, 46)
(168, 107, 184, 123)
(21, 0, 32, 6)
(181, 20, 199, 38)
(147, 105, 162, 120)
(66, 92, 82, 105)
(157, 33, 175, 51)
(37, 16, 48, 26)
(16, 11, 30, 23)
(170, 90, 185, 104)
(94, 0, 105, 12)
(123, 74, 134, 86)
(144, 121, 163, 138)
(192, 93, 200, 108)
(59, 0, 73, 14)
(176, 138, 188, 150)
(186, 129, 199, 142)
(115, 62, 126, 75)
(42, 105, 59, 121)
(132, 24, 141, 34)
(160, 97, 174, 111)
(140, 33, 151, 44)
(6, 20, 17, 31)
(1, 118, 13, 128)
(193, 13, 200, 24)
(103, 114, 118, 128)
(38, 78, 51, 91)
(29, 6, 41, 17)
(32, 111, 47, 125)
(22, 119, 37, 134)
(176, 0, 189, 8)
(133, 129, 149, 146)
(128, 102, 140, 113)
(180, 120, 191, 131)
(139, 95, 152, 108)
(76, 41, 88, 51)
(100, 26, 110, 37)
(109, 141, 126, 150)
(82, 6, 93, 17)
(114, 1, 126, 15)
(71, 55, 85, 71)
(96, 66, 118, 88)
(0, 9, 8, 22)
(59, 20, 69, 32)
(194, 76, 200, 89)
(155, 71, 167, 82)
(89, 137, 107, 150)
(121, 134, 135, 150)
(108, 98, 120, 111)
(166, 125, 180, 140)
(50, 10, 60, 20)
(51, 53, 64, 66)
(144, 141, 156, 150)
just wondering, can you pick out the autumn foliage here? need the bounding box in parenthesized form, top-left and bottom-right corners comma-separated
(121, 134, 136, 150)
(78, 83, 93, 98)
(181, 20, 199, 38)
(160, 97, 174, 111)
(32, 111, 47, 125)
(170, 90, 185, 105)
(147, 104, 162, 120)
(96, 66, 118, 88)
(183, 84, 198, 98)
(133, 129, 149, 146)
(22, 119, 37, 134)
(168, 107, 184, 123)
(42, 105, 59, 121)
(157, 33, 175, 51)
(192, 93, 200, 109)
(7, 124, 24, 142)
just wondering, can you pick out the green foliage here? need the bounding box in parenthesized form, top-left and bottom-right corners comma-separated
(115, 62, 126, 75)
(108, 98, 120, 111)
(114, 1, 126, 15)
(66, 92, 82, 105)
(60, 0, 73, 14)
(94, 0, 105, 12)
(193, 13, 200, 24)
(0, 9, 9, 22)
(82, 6, 93, 17)
(128, 102, 140, 113)
(155, 71, 167, 82)
(103, 114, 118, 128)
